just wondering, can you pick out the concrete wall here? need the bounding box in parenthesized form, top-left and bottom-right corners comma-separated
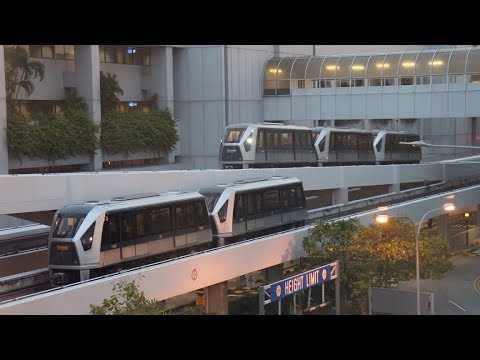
(100, 62, 145, 101)
(173, 46, 225, 169)
(16, 59, 72, 101)
(1, 162, 478, 214)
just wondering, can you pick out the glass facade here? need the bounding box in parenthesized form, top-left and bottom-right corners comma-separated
(262, 48, 480, 95)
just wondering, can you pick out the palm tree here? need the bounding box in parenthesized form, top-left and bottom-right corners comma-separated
(4, 45, 45, 101)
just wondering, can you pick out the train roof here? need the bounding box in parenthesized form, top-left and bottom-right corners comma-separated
(373, 130, 420, 136)
(58, 191, 204, 214)
(314, 127, 374, 134)
(198, 176, 302, 193)
(225, 122, 311, 131)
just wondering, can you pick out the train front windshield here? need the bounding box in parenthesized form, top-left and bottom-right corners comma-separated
(53, 214, 85, 238)
(224, 129, 245, 143)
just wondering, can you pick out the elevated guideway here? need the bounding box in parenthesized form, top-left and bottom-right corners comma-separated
(1, 162, 480, 215)
(1, 182, 479, 315)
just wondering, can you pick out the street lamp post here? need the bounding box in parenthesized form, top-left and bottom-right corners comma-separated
(375, 202, 455, 315)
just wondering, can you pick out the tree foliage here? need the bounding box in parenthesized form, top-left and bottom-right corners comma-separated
(101, 108, 179, 157)
(303, 217, 453, 314)
(90, 279, 169, 315)
(4, 45, 45, 101)
(100, 71, 124, 114)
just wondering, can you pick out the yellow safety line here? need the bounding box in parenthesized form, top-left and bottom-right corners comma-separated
(474, 275, 480, 295)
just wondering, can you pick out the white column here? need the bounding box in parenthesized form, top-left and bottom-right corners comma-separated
(0, 45, 8, 174)
(389, 165, 400, 193)
(150, 46, 177, 163)
(75, 45, 102, 171)
(333, 187, 349, 205)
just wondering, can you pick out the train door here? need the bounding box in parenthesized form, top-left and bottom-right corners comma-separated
(120, 212, 136, 260)
(100, 213, 122, 266)
(232, 193, 247, 236)
(254, 129, 267, 165)
(173, 204, 188, 247)
(245, 192, 257, 231)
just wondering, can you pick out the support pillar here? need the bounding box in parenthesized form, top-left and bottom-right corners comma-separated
(437, 214, 450, 247)
(75, 45, 102, 171)
(333, 187, 348, 205)
(389, 165, 400, 193)
(205, 281, 229, 315)
(0, 45, 8, 174)
(476, 204, 480, 227)
(151, 46, 178, 163)
(265, 263, 284, 284)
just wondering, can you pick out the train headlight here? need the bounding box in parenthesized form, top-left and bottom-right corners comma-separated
(81, 223, 95, 251)
(243, 136, 253, 152)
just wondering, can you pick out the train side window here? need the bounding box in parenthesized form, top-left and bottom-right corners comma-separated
(296, 184, 306, 208)
(318, 136, 326, 152)
(256, 130, 265, 150)
(246, 192, 256, 217)
(121, 212, 135, 243)
(175, 205, 187, 229)
(136, 211, 145, 237)
(263, 189, 279, 213)
(185, 202, 196, 227)
(218, 200, 229, 223)
(148, 207, 171, 235)
(280, 132, 293, 150)
(330, 133, 337, 151)
(233, 194, 245, 221)
(194, 201, 209, 226)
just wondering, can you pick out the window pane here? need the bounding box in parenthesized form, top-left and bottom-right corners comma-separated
(382, 53, 401, 77)
(350, 56, 369, 78)
(64, 45, 74, 60)
(399, 52, 418, 76)
(42, 45, 54, 58)
(335, 56, 355, 79)
(321, 56, 340, 78)
(105, 47, 115, 63)
(305, 57, 323, 79)
(431, 50, 450, 75)
(54, 45, 65, 59)
(29, 45, 41, 58)
(466, 49, 480, 74)
(366, 55, 385, 77)
(290, 57, 310, 79)
(449, 50, 468, 74)
(415, 52, 435, 76)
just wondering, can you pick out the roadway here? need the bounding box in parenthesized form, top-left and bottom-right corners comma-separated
(397, 251, 480, 315)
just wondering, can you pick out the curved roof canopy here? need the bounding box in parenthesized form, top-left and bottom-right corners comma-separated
(263, 47, 480, 95)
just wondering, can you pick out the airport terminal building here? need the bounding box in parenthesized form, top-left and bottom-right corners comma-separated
(0, 45, 478, 174)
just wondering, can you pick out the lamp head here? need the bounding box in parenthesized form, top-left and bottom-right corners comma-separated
(375, 214, 389, 224)
(443, 203, 455, 211)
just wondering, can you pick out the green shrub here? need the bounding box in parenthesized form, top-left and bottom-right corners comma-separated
(101, 108, 179, 157)
(7, 110, 99, 162)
